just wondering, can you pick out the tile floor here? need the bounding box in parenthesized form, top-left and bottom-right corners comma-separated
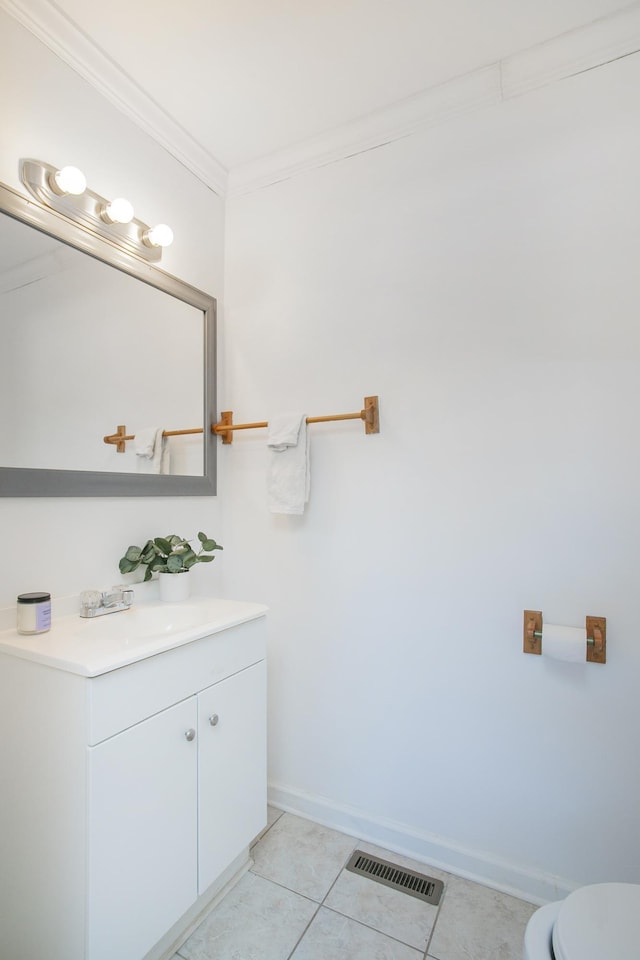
(172, 808, 536, 960)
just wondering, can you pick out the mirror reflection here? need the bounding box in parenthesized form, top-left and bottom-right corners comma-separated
(0, 182, 217, 497)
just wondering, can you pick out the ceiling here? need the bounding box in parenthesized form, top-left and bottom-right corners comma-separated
(31, 1, 639, 170)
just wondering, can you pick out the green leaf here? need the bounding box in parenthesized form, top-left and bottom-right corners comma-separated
(197, 554, 214, 562)
(198, 531, 207, 543)
(143, 566, 153, 582)
(183, 553, 197, 569)
(154, 537, 173, 557)
(125, 545, 142, 562)
(167, 554, 184, 573)
(119, 557, 137, 574)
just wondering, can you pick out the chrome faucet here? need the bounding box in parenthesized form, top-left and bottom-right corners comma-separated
(80, 586, 134, 618)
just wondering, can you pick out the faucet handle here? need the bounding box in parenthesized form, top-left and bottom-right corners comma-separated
(80, 589, 102, 615)
(112, 585, 134, 607)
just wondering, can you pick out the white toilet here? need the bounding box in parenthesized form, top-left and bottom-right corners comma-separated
(523, 883, 640, 959)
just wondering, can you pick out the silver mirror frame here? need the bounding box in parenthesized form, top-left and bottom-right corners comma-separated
(0, 181, 217, 497)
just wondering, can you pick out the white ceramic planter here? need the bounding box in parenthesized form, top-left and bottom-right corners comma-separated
(158, 571, 190, 602)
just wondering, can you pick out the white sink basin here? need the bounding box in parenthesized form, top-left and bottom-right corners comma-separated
(73, 601, 221, 641)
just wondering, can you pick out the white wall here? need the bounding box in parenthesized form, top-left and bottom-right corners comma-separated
(224, 52, 640, 900)
(0, 10, 225, 603)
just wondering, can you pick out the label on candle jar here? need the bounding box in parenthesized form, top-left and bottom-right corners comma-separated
(35, 603, 51, 631)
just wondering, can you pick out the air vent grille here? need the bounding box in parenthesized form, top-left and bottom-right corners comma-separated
(345, 850, 443, 905)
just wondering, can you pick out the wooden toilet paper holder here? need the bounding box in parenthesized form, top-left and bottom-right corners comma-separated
(523, 610, 606, 663)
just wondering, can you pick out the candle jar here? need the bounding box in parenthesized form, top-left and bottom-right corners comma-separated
(17, 592, 51, 635)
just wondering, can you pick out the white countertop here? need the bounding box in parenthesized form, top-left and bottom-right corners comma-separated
(0, 596, 268, 677)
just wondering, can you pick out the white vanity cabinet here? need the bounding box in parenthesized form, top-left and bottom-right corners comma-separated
(0, 603, 267, 960)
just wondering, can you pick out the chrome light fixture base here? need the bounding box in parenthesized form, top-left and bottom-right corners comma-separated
(20, 159, 166, 263)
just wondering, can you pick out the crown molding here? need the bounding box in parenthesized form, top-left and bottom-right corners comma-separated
(4, 0, 640, 200)
(501, 2, 640, 99)
(228, 2, 640, 197)
(0, 0, 228, 196)
(227, 66, 502, 198)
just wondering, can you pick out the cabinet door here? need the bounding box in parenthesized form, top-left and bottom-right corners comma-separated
(87, 697, 198, 960)
(198, 660, 267, 892)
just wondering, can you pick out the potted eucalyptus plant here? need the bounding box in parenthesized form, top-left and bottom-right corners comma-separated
(119, 532, 223, 602)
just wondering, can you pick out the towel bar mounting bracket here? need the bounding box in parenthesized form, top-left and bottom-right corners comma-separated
(102, 424, 129, 454)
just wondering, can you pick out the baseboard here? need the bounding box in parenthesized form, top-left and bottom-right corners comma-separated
(268, 781, 575, 906)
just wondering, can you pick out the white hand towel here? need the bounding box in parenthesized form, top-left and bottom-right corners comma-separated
(135, 427, 170, 475)
(267, 413, 310, 514)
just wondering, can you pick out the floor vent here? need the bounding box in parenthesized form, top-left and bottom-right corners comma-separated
(345, 850, 444, 906)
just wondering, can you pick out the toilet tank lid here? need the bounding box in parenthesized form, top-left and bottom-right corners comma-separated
(553, 883, 640, 960)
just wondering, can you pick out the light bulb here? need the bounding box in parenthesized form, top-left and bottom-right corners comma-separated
(50, 165, 87, 196)
(101, 198, 134, 224)
(143, 223, 174, 248)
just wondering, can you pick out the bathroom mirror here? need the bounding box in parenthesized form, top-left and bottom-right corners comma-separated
(0, 181, 217, 496)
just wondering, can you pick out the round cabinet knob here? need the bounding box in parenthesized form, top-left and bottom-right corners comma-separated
(184, 728, 196, 742)
(208, 714, 219, 727)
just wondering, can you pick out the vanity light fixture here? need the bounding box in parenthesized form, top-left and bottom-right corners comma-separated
(19, 158, 173, 263)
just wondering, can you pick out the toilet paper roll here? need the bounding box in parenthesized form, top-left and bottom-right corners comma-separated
(542, 624, 586, 663)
